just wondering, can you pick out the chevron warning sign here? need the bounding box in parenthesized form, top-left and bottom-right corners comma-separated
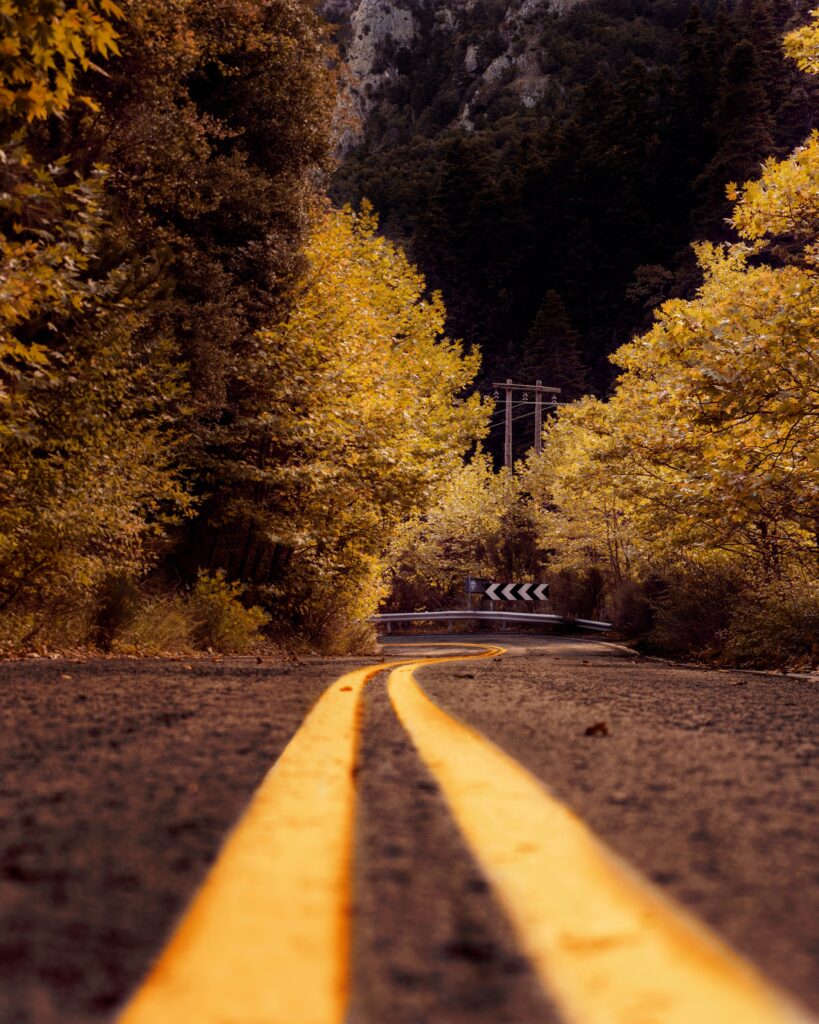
(485, 582, 550, 602)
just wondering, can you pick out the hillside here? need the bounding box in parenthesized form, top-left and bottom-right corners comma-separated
(322, 0, 586, 149)
(327, 0, 818, 409)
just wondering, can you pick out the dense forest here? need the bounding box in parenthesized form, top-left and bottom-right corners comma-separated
(1, 0, 817, 666)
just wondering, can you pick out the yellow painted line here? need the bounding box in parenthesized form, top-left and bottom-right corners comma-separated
(389, 662, 813, 1024)
(118, 645, 502, 1024)
(118, 661, 385, 1024)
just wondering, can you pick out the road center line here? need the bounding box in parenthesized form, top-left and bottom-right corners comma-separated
(118, 646, 502, 1024)
(388, 660, 812, 1024)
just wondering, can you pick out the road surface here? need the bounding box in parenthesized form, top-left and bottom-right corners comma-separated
(0, 638, 816, 1022)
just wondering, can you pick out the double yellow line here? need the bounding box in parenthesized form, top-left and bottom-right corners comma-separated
(119, 645, 810, 1024)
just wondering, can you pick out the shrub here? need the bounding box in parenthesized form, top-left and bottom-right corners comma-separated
(94, 574, 144, 650)
(188, 571, 270, 655)
(647, 562, 740, 659)
(548, 568, 605, 620)
(0, 601, 97, 655)
(609, 579, 654, 637)
(723, 580, 819, 669)
(111, 596, 194, 656)
(111, 572, 270, 656)
(275, 563, 383, 655)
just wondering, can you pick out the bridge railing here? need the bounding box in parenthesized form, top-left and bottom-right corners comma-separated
(371, 610, 612, 633)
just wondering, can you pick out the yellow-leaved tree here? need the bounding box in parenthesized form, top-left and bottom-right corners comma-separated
(0, 0, 121, 120)
(391, 453, 533, 610)
(0, 0, 123, 426)
(0, 0, 191, 649)
(218, 204, 487, 650)
(525, 11, 819, 664)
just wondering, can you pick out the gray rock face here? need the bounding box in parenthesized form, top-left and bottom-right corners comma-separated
(320, 0, 588, 148)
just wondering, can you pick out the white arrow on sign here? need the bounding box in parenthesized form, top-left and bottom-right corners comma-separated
(483, 581, 550, 601)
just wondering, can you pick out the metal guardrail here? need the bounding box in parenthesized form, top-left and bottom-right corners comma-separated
(372, 610, 612, 633)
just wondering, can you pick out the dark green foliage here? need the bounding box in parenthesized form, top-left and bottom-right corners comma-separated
(1, 0, 340, 649)
(517, 291, 588, 399)
(694, 38, 775, 234)
(69, 0, 338, 587)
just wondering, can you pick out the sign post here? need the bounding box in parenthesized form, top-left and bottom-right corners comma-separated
(466, 577, 492, 611)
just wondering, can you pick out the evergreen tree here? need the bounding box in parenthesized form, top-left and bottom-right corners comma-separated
(695, 39, 776, 235)
(517, 291, 588, 400)
(0, 1, 189, 639)
(70, 0, 338, 586)
(333, 0, 813, 417)
(675, 4, 721, 188)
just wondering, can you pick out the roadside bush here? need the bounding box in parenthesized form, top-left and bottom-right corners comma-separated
(188, 571, 270, 655)
(723, 581, 819, 669)
(111, 572, 270, 656)
(94, 574, 144, 650)
(0, 604, 96, 655)
(276, 562, 383, 655)
(548, 569, 605, 620)
(609, 579, 654, 637)
(290, 607, 378, 657)
(647, 561, 740, 659)
(111, 596, 194, 657)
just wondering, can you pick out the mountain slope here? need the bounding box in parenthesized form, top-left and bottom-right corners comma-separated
(326, 0, 817, 416)
(323, 0, 587, 148)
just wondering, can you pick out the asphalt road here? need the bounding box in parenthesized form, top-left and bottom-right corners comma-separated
(0, 638, 816, 1022)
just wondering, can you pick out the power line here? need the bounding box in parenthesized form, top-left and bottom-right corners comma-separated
(488, 409, 541, 429)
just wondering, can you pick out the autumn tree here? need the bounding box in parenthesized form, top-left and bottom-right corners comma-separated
(0, 0, 192, 644)
(0, 0, 343, 649)
(60, 0, 338, 586)
(0, 0, 121, 120)
(240, 205, 487, 648)
(392, 454, 535, 610)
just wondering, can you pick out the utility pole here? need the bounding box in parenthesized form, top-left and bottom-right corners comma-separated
(492, 380, 562, 470)
(535, 379, 543, 456)
(505, 378, 513, 471)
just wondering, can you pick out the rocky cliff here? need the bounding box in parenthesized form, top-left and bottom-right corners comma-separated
(321, 0, 587, 148)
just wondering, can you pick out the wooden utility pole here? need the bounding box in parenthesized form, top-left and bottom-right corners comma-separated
(493, 380, 562, 470)
(504, 378, 513, 470)
(535, 379, 543, 455)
